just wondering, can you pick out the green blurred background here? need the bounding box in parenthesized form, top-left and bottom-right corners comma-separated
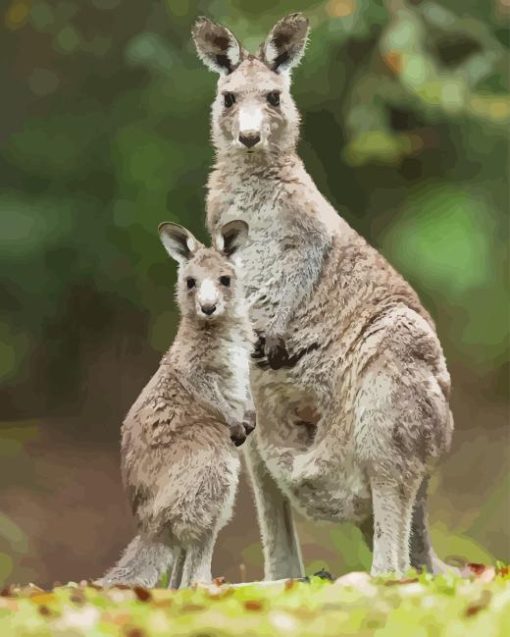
(0, 0, 509, 587)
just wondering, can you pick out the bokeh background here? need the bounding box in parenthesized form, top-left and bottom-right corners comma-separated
(1, 0, 509, 587)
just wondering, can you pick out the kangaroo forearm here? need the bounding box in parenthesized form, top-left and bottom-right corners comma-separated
(200, 387, 242, 427)
(211, 393, 244, 429)
(203, 389, 249, 447)
(180, 373, 242, 428)
(245, 388, 255, 414)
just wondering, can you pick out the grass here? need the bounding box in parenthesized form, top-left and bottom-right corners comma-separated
(1, 567, 509, 636)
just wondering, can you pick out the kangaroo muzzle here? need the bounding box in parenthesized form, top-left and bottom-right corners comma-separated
(238, 107, 263, 149)
(239, 132, 261, 148)
(197, 278, 222, 318)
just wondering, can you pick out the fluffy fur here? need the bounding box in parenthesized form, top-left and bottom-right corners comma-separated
(194, 13, 454, 577)
(100, 223, 254, 588)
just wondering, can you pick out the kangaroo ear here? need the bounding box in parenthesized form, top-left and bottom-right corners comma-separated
(192, 17, 243, 75)
(260, 13, 309, 74)
(215, 220, 249, 257)
(159, 222, 200, 264)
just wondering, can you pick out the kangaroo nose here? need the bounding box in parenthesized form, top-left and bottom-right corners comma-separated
(239, 132, 261, 148)
(201, 304, 216, 316)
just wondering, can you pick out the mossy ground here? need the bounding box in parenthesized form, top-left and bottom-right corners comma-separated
(1, 568, 509, 637)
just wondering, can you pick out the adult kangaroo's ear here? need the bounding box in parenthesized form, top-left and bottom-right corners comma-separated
(192, 16, 243, 75)
(215, 220, 249, 257)
(260, 13, 309, 74)
(159, 222, 201, 263)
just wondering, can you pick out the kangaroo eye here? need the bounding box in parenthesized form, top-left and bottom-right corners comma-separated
(186, 278, 196, 289)
(219, 276, 231, 287)
(223, 92, 236, 108)
(267, 91, 280, 107)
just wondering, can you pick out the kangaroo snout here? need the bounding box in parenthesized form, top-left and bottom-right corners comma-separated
(239, 132, 261, 149)
(201, 303, 216, 316)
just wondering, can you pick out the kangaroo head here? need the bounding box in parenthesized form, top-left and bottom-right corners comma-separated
(192, 13, 309, 155)
(158, 220, 249, 322)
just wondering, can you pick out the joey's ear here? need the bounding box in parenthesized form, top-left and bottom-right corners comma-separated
(192, 16, 243, 75)
(260, 13, 309, 74)
(214, 220, 249, 257)
(158, 222, 201, 264)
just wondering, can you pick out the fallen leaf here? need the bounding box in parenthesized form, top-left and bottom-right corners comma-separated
(31, 593, 55, 605)
(385, 578, 420, 586)
(70, 591, 86, 605)
(313, 569, 334, 581)
(464, 590, 492, 617)
(461, 563, 496, 582)
(133, 586, 152, 602)
(466, 563, 487, 576)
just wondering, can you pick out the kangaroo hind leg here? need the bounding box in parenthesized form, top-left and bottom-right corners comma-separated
(370, 477, 421, 577)
(179, 532, 218, 589)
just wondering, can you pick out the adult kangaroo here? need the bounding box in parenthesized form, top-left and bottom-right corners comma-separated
(193, 13, 453, 578)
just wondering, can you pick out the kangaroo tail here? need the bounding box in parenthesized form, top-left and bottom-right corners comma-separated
(99, 535, 173, 588)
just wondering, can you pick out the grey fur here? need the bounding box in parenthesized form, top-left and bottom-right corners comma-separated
(194, 13, 454, 577)
(101, 222, 254, 588)
(244, 437, 304, 579)
(100, 536, 173, 588)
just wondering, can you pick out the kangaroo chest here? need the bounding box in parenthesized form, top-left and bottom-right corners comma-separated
(223, 337, 251, 408)
(210, 182, 289, 331)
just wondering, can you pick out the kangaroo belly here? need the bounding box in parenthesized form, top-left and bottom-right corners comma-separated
(283, 475, 371, 523)
(253, 380, 371, 523)
(259, 432, 371, 523)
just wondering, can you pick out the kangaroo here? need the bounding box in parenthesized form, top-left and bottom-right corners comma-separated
(192, 13, 454, 577)
(101, 220, 255, 588)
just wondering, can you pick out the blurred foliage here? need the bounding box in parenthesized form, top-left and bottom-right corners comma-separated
(0, 0, 508, 414)
(0, 0, 509, 585)
(1, 569, 510, 636)
(0, 424, 38, 585)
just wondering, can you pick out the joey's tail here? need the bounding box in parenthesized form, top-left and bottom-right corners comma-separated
(100, 535, 173, 588)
